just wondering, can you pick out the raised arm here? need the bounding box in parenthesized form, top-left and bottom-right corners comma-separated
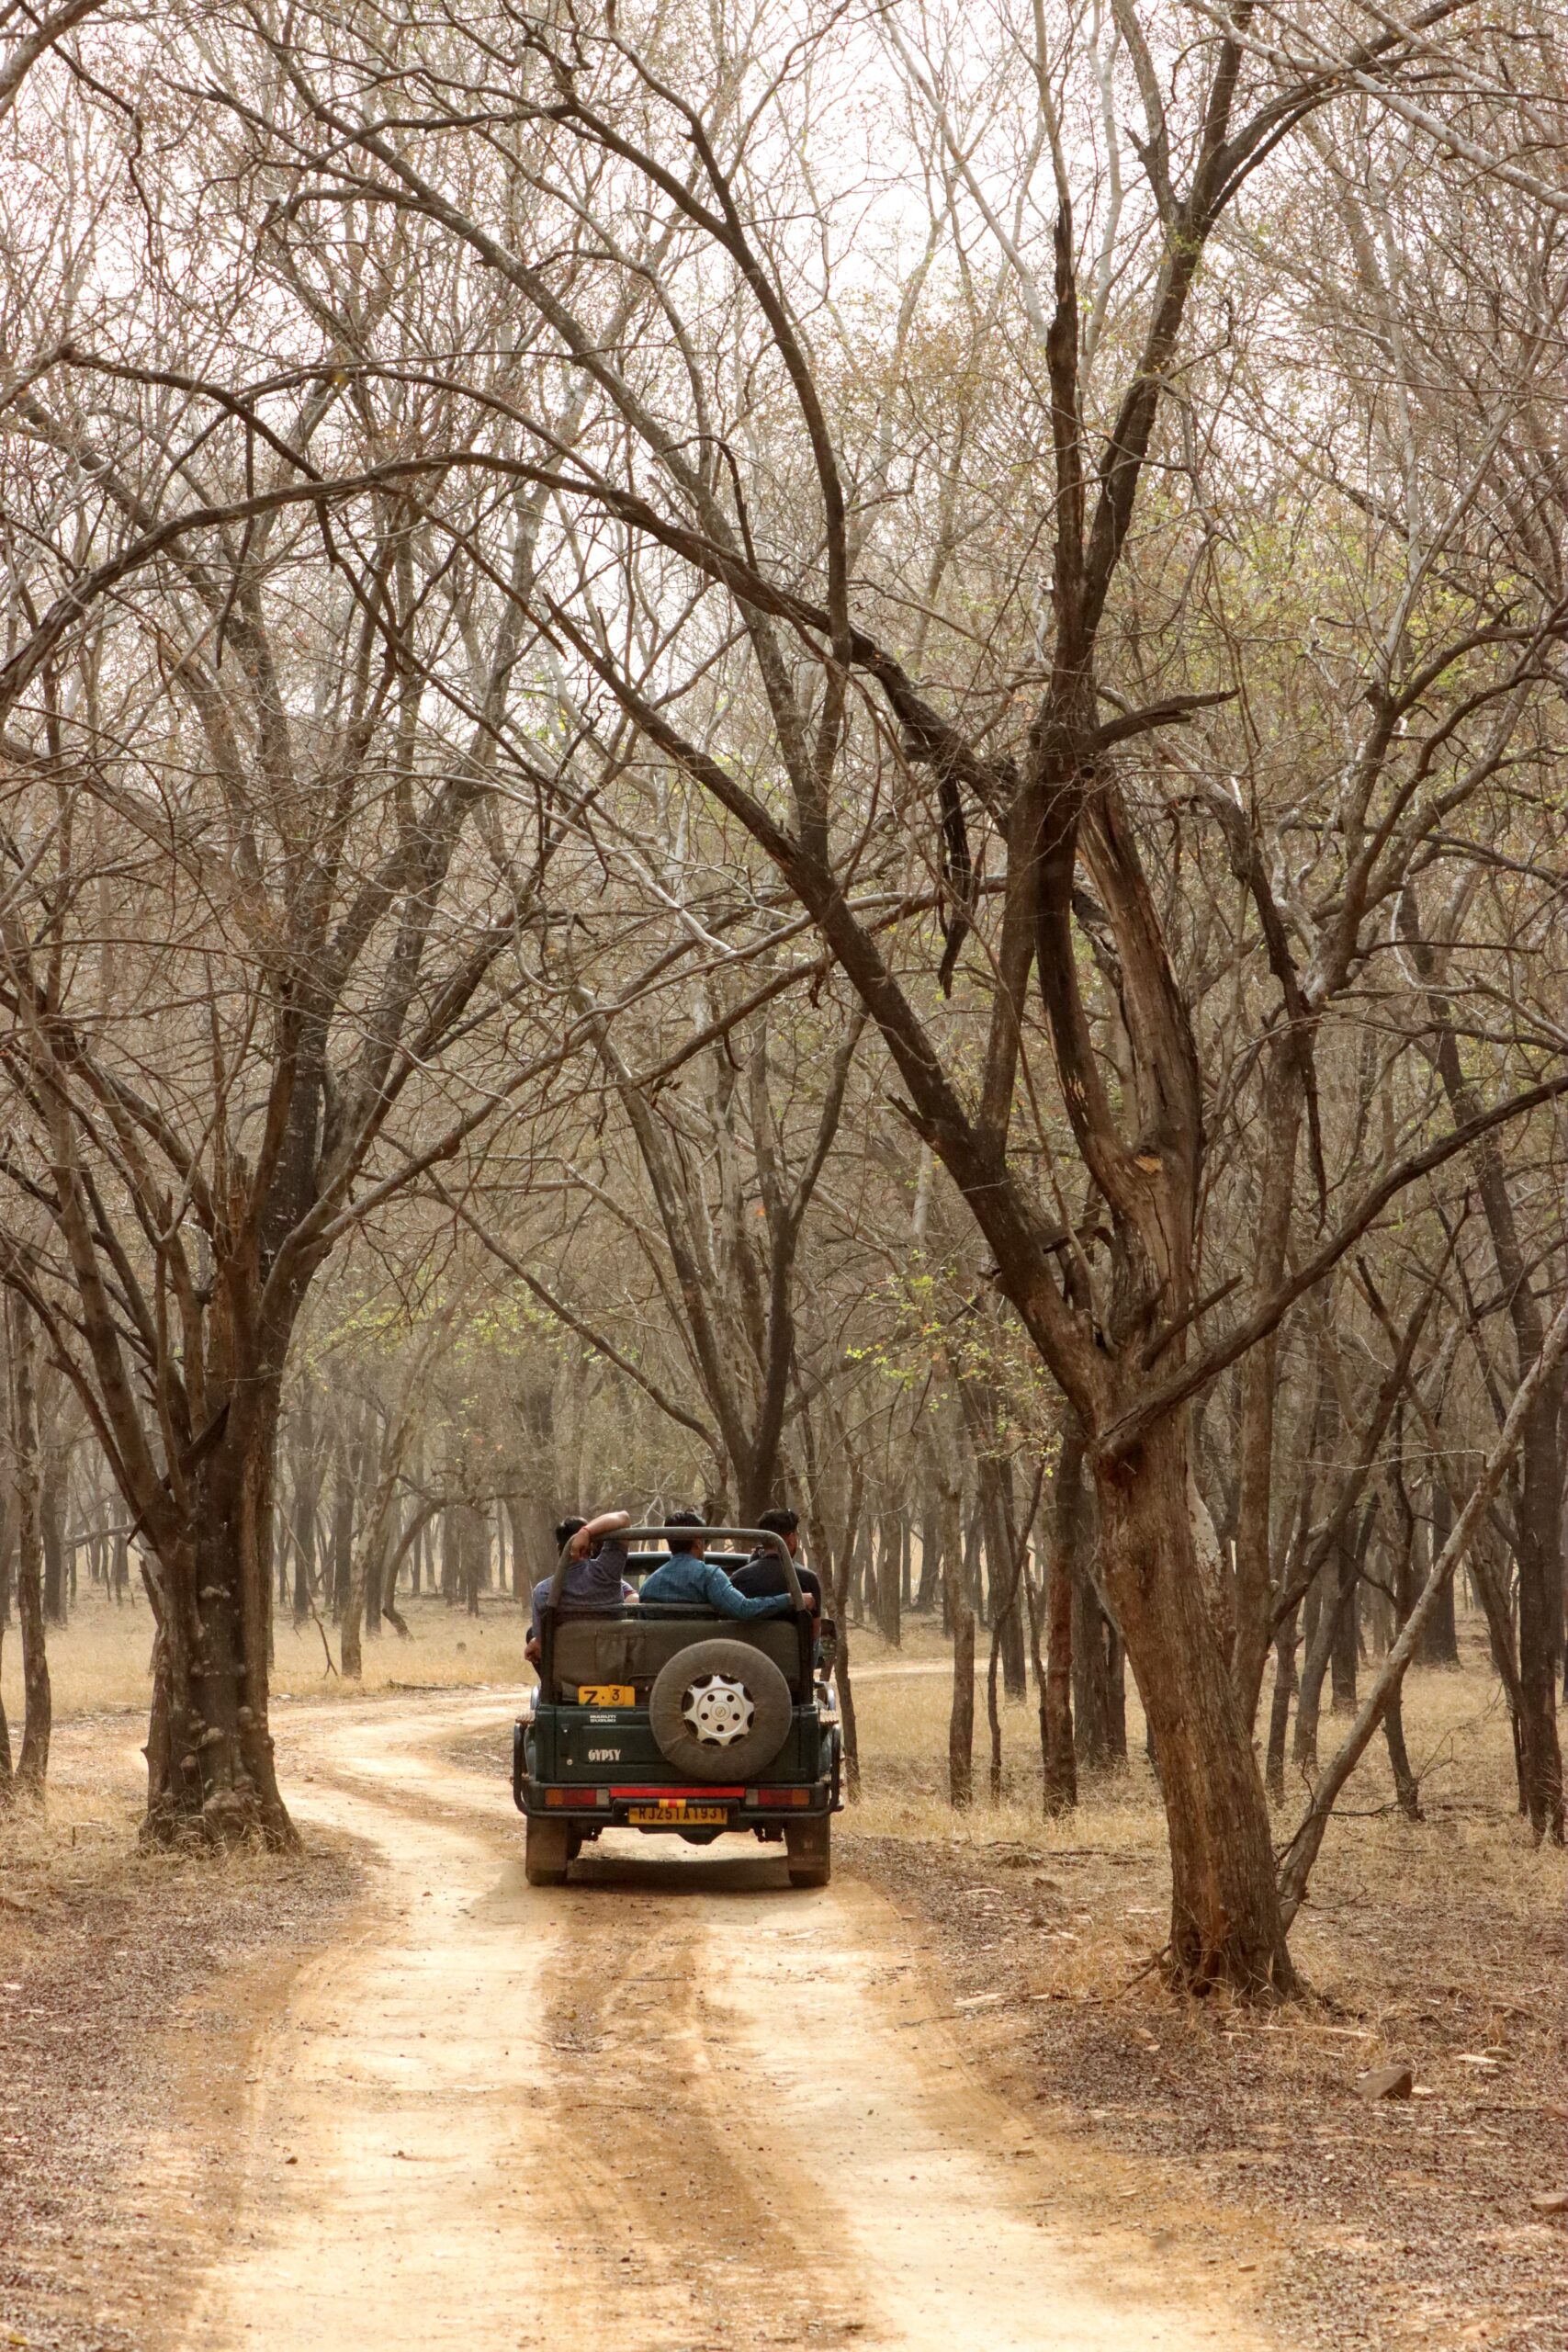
(569, 1509, 632, 1558)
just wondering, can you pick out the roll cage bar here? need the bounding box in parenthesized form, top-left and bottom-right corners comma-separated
(543, 1525, 806, 1611)
(538, 1526, 812, 1701)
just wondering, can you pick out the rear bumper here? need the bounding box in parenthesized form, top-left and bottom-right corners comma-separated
(513, 1715, 842, 1824)
(514, 1778, 838, 1828)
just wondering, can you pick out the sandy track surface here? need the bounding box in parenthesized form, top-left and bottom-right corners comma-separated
(167, 1696, 1277, 2352)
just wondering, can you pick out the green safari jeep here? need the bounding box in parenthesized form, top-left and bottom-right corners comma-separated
(513, 1525, 841, 1888)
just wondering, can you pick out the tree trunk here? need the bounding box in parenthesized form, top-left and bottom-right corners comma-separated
(0, 1496, 13, 1798)
(915, 1480, 941, 1612)
(1382, 1679, 1422, 1821)
(464, 1503, 485, 1617)
(1265, 1606, 1298, 1804)
(1513, 1384, 1566, 1842)
(329, 1434, 356, 1623)
(291, 1385, 324, 1626)
(1329, 1567, 1359, 1715)
(40, 1470, 66, 1629)
(6, 1295, 51, 1797)
(986, 1618, 1004, 1804)
(1231, 1047, 1303, 1724)
(504, 1496, 533, 1602)
(1293, 1506, 1371, 1776)
(1293, 1567, 1339, 1776)
(934, 1460, 972, 1807)
(984, 1450, 1028, 1700)
(1415, 1476, 1459, 1665)
(1093, 1417, 1294, 1998)
(876, 1518, 902, 1648)
(141, 1381, 294, 1849)
(1405, 921, 1561, 1827)
(1043, 1425, 1082, 1816)
(798, 1420, 861, 1799)
(1468, 1533, 1528, 1811)
(1021, 1544, 1052, 1810)
(1071, 1555, 1121, 1771)
(948, 1589, 975, 1810)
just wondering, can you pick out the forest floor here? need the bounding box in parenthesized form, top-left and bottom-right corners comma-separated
(0, 1728, 356, 2352)
(844, 1639, 1567, 2352)
(0, 1602, 1562, 2352)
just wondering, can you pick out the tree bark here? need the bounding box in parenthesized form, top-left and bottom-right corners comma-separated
(1265, 1607, 1298, 1805)
(1382, 1680, 1422, 1821)
(40, 1466, 66, 1629)
(1329, 1570, 1359, 1715)
(876, 1517, 903, 1648)
(1231, 1046, 1303, 1723)
(290, 1384, 325, 1625)
(1043, 1425, 1082, 1816)
(916, 1478, 941, 1613)
(939, 1472, 973, 1808)
(1414, 1474, 1460, 1665)
(329, 1429, 357, 1622)
(1071, 1555, 1122, 1771)
(1094, 1417, 1294, 1997)
(6, 1295, 51, 1797)
(0, 1485, 13, 1797)
(141, 1378, 293, 1849)
(799, 1412, 861, 1799)
(1469, 1535, 1528, 1810)
(986, 1616, 1004, 1805)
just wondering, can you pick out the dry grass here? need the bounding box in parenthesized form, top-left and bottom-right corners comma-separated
(0, 1713, 359, 2352)
(0, 1587, 539, 1723)
(846, 1613, 1536, 1862)
(273, 1592, 541, 1697)
(838, 1621, 1566, 2352)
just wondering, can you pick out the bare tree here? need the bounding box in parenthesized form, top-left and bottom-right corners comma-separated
(203, 0, 1568, 1981)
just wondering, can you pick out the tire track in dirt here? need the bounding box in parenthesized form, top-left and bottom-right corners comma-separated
(534, 1887, 855, 2347)
(158, 1693, 1281, 2352)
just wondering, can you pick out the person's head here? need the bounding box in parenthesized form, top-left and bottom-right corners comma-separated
(664, 1506, 705, 1557)
(554, 1516, 586, 1553)
(758, 1505, 799, 1557)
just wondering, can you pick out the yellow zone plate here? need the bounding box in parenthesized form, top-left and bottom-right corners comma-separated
(627, 1804, 728, 1826)
(575, 1684, 634, 1706)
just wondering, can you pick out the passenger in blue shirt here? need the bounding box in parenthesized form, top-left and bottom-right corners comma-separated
(638, 1510, 795, 1620)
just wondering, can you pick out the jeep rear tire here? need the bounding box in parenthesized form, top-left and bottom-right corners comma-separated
(785, 1817, 830, 1887)
(525, 1816, 571, 1885)
(649, 1637, 793, 1782)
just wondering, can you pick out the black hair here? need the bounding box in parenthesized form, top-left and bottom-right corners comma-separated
(758, 1506, 798, 1536)
(664, 1506, 704, 1532)
(554, 1516, 587, 1550)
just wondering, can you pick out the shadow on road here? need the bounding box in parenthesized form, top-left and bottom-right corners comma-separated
(561, 1834, 796, 1897)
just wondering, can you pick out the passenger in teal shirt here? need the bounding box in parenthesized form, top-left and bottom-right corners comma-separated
(638, 1510, 794, 1620)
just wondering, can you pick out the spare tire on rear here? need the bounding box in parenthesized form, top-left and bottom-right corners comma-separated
(649, 1637, 793, 1782)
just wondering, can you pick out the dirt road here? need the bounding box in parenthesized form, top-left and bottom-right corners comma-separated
(168, 1697, 1277, 2352)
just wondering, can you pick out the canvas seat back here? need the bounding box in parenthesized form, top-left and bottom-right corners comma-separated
(549, 1606, 801, 1692)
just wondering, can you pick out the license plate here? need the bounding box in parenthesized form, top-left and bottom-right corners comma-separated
(627, 1804, 728, 1826)
(576, 1684, 634, 1707)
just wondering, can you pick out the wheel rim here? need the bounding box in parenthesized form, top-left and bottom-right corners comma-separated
(682, 1671, 756, 1747)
